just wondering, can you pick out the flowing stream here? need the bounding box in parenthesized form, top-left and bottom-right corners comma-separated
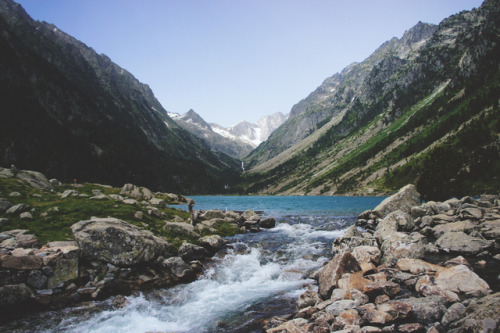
(6, 196, 385, 333)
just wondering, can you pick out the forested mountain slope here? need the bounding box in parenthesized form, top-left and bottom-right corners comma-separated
(242, 0, 499, 200)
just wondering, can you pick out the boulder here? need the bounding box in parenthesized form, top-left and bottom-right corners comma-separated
(1, 255, 43, 270)
(60, 189, 79, 199)
(378, 232, 426, 264)
(297, 290, 320, 309)
(164, 221, 201, 239)
(352, 246, 381, 265)
(363, 280, 401, 299)
(20, 212, 33, 219)
(47, 258, 79, 289)
(448, 292, 500, 332)
(16, 170, 53, 191)
(260, 217, 276, 229)
(178, 243, 210, 262)
(318, 252, 361, 299)
(241, 209, 260, 222)
(395, 258, 444, 275)
(71, 217, 170, 266)
(0, 284, 34, 310)
(325, 299, 359, 316)
(434, 264, 490, 297)
(480, 219, 500, 239)
(120, 183, 154, 200)
(162, 256, 195, 282)
(333, 226, 377, 253)
(26, 270, 47, 289)
(435, 231, 494, 254)
(372, 184, 420, 218)
(376, 300, 411, 319)
(400, 296, 446, 324)
(441, 302, 466, 327)
(198, 235, 226, 253)
(0, 198, 13, 213)
(414, 275, 459, 302)
(431, 221, 477, 238)
(6, 203, 30, 215)
(338, 273, 372, 292)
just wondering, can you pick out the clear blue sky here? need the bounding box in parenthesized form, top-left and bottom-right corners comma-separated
(15, 0, 483, 127)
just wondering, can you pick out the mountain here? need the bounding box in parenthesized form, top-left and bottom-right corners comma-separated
(169, 110, 288, 158)
(168, 109, 255, 159)
(242, 0, 500, 200)
(0, 0, 239, 194)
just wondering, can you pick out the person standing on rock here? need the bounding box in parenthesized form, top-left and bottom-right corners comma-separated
(188, 199, 198, 226)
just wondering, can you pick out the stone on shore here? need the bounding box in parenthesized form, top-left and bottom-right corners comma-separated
(372, 184, 420, 218)
(71, 217, 170, 266)
(435, 231, 494, 254)
(434, 264, 490, 297)
(318, 252, 361, 299)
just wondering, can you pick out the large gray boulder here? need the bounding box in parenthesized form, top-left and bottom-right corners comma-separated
(373, 184, 420, 218)
(435, 231, 494, 254)
(16, 170, 53, 191)
(71, 217, 170, 266)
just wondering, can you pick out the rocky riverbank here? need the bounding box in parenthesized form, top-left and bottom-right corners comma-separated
(264, 185, 500, 333)
(0, 167, 275, 324)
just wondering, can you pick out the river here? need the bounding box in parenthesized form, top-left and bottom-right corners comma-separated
(7, 196, 385, 333)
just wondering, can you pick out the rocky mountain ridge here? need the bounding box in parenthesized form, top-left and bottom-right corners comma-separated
(242, 0, 500, 200)
(0, 0, 239, 194)
(169, 109, 288, 158)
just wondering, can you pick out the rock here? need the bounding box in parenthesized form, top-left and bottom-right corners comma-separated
(260, 217, 276, 229)
(26, 270, 47, 289)
(6, 203, 30, 215)
(400, 296, 446, 324)
(333, 309, 362, 330)
(397, 323, 424, 333)
(0, 198, 13, 213)
(443, 256, 472, 269)
(435, 231, 494, 254)
(0, 218, 9, 228)
(372, 184, 420, 218)
(297, 290, 320, 309)
(266, 318, 310, 333)
(47, 258, 79, 289)
(122, 198, 138, 205)
(0, 284, 34, 310)
(434, 264, 490, 297)
(325, 299, 359, 316)
(71, 217, 170, 266)
(1, 255, 43, 270)
(459, 207, 483, 220)
(164, 221, 201, 239)
(430, 214, 457, 224)
(448, 292, 500, 332)
(120, 183, 154, 200)
(363, 281, 401, 299)
(318, 252, 361, 299)
(178, 243, 210, 262)
(162, 256, 195, 282)
(415, 275, 459, 302)
(395, 258, 444, 274)
(378, 232, 426, 264)
(480, 219, 500, 239)
(333, 226, 377, 253)
(49, 179, 60, 186)
(19, 212, 33, 219)
(60, 189, 79, 199)
(134, 211, 144, 220)
(90, 194, 109, 200)
(431, 221, 476, 238)
(352, 246, 381, 265)
(441, 302, 466, 327)
(46, 241, 80, 257)
(16, 170, 53, 191)
(362, 309, 394, 325)
(241, 209, 260, 222)
(338, 273, 372, 292)
(359, 326, 382, 333)
(198, 235, 226, 253)
(377, 300, 412, 319)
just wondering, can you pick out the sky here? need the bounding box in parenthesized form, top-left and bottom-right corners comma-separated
(15, 0, 483, 127)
